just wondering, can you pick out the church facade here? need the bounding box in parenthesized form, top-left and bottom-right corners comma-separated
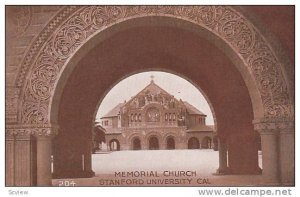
(95, 78, 215, 151)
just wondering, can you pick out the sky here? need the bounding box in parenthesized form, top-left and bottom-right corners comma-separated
(96, 71, 214, 125)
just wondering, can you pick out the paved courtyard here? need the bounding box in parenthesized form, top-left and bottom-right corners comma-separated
(52, 150, 264, 186)
(92, 149, 219, 176)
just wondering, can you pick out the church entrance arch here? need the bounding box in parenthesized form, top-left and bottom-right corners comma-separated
(132, 137, 141, 150)
(149, 136, 159, 150)
(166, 136, 175, 150)
(188, 137, 200, 149)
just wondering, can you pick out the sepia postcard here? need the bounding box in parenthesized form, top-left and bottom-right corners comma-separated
(5, 5, 295, 192)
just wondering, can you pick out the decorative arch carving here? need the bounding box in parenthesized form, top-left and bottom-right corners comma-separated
(17, 6, 293, 126)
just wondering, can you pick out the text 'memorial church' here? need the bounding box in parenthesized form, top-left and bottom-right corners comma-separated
(94, 76, 216, 151)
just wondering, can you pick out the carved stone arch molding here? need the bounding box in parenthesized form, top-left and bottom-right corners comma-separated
(16, 6, 293, 129)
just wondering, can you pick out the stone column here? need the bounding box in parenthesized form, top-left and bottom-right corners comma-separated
(253, 119, 294, 185)
(36, 135, 53, 186)
(35, 125, 58, 186)
(83, 140, 95, 177)
(5, 125, 55, 186)
(278, 121, 294, 185)
(5, 133, 15, 186)
(258, 129, 279, 183)
(6, 126, 37, 186)
(216, 138, 228, 174)
(141, 140, 148, 150)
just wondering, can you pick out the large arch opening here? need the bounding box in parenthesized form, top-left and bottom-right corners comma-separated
(50, 15, 262, 184)
(92, 70, 218, 176)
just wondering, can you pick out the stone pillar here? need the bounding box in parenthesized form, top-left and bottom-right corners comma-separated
(254, 119, 294, 185)
(216, 138, 228, 174)
(258, 129, 279, 183)
(14, 133, 36, 186)
(5, 133, 15, 186)
(141, 140, 148, 150)
(36, 135, 53, 186)
(83, 140, 95, 177)
(278, 122, 294, 185)
(5, 125, 49, 186)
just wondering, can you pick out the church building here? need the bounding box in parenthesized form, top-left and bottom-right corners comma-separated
(94, 77, 215, 151)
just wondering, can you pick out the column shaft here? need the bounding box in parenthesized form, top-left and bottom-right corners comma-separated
(260, 131, 280, 183)
(217, 138, 228, 174)
(279, 130, 294, 185)
(36, 137, 52, 186)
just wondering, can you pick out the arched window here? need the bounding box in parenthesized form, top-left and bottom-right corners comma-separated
(131, 114, 134, 122)
(146, 107, 160, 122)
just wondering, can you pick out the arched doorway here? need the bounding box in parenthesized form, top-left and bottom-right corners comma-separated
(201, 137, 212, 149)
(109, 139, 120, 151)
(188, 137, 200, 149)
(149, 136, 159, 150)
(132, 137, 141, 150)
(166, 136, 175, 150)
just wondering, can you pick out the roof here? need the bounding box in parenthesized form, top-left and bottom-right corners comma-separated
(125, 80, 177, 105)
(101, 103, 125, 118)
(104, 128, 122, 134)
(101, 81, 207, 118)
(183, 101, 206, 116)
(186, 124, 214, 132)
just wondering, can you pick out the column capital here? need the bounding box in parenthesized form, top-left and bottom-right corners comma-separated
(253, 118, 294, 135)
(5, 124, 59, 138)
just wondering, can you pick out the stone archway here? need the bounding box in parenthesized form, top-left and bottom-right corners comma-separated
(109, 139, 120, 151)
(5, 6, 294, 186)
(166, 136, 175, 150)
(188, 137, 200, 149)
(148, 136, 160, 150)
(132, 137, 141, 150)
(201, 136, 212, 149)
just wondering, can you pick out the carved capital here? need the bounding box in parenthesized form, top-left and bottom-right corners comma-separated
(5, 124, 59, 138)
(253, 118, 294, 134)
